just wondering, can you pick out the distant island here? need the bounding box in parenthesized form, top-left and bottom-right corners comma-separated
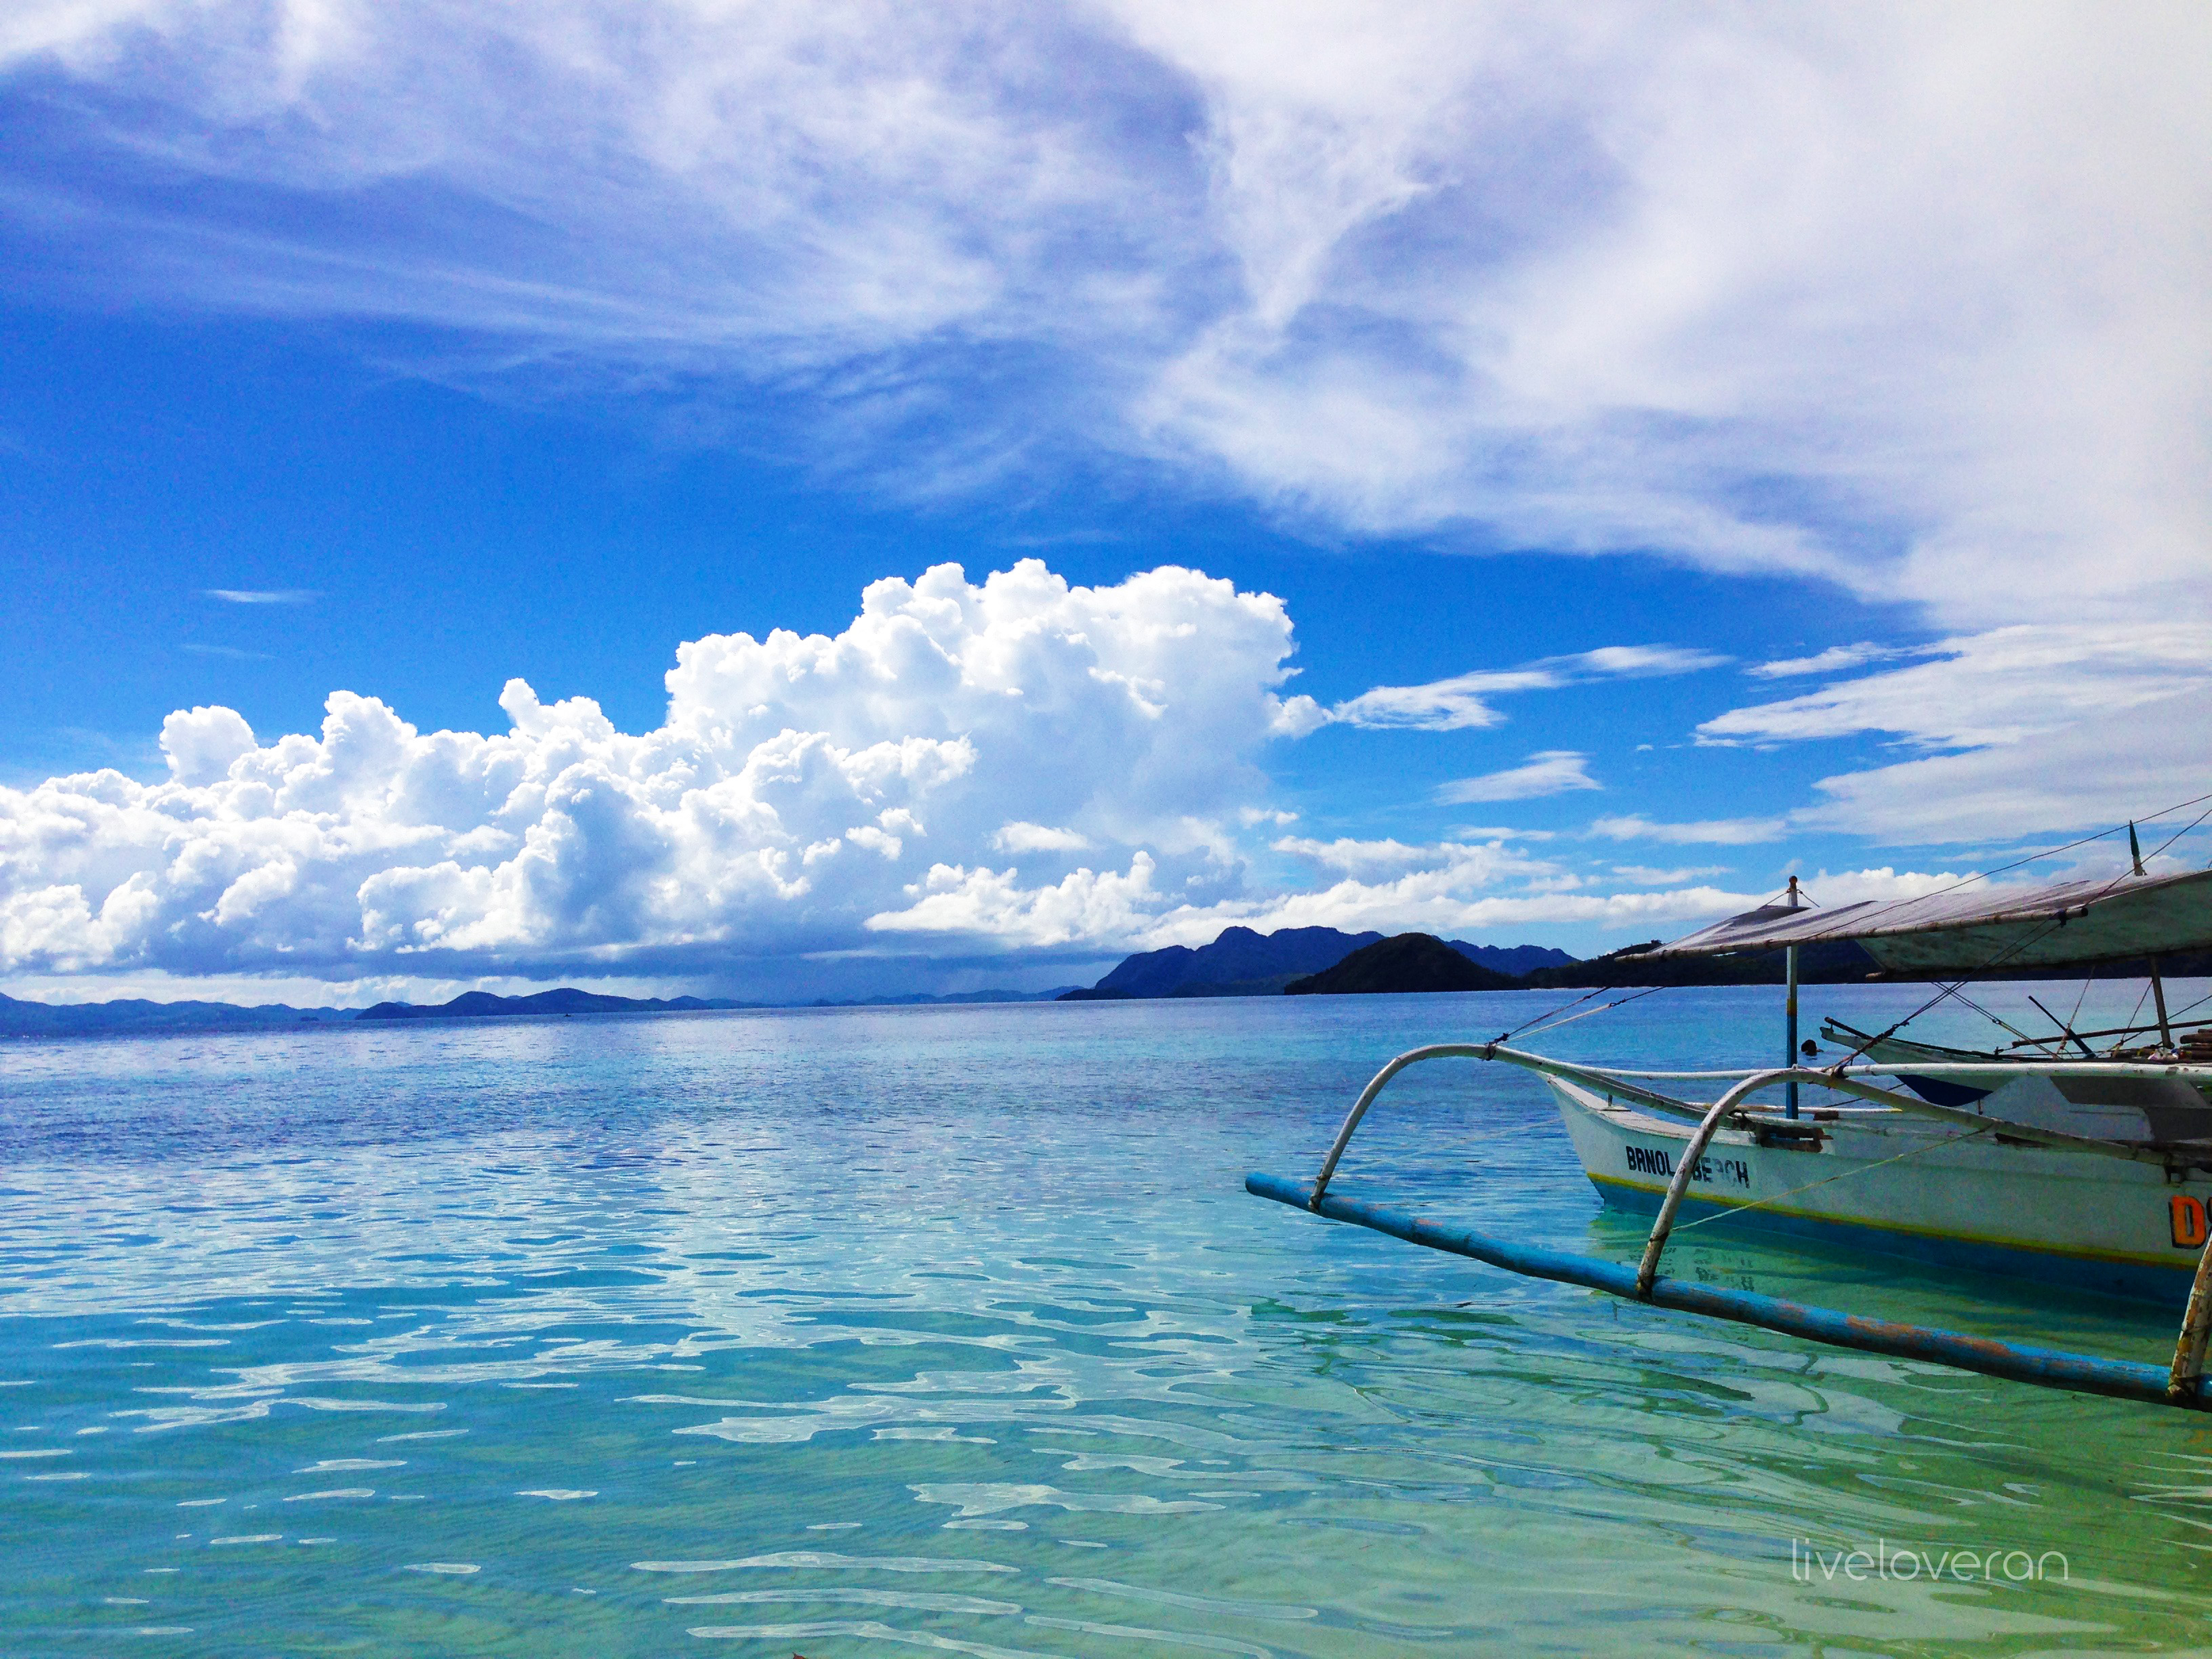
(0, 983, 1078, 1037)
(1058, 925, 1573, 1000)
(1285, 933, 1523, 996)
(1059, 926, 1576, 1000)
(1057, 926, 2211, 999)
(356, 987, 753, 1021)
(13, 918, 2180, 1037)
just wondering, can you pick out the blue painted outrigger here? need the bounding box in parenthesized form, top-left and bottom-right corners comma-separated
(1250, 857, 2212, 1412)
(1246, 1172, 2208, 1409)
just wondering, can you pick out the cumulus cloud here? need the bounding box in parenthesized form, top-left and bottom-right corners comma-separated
(865, 830, 1782, 951)
(1329, 646, 1725, 731)
(0, 560, 1323, 980)
(1437, 750, 1599, 804)
(5, 3, 2204, 627)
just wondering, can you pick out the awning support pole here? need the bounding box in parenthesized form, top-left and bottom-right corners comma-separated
(1784, 876, 1803, 1118)
(2128, 825, 2175, 1051)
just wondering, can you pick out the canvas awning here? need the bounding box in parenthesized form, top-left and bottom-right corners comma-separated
(1625, 866, 2212, 975)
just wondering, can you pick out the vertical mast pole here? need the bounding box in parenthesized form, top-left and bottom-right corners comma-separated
(2130, 822, 2175, 1051)
(1784, 875, 1801, 1120)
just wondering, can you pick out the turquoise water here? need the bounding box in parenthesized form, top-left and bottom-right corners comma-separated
(5, 983, 2212, 1656)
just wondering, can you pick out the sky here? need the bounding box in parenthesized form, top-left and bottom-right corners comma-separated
(1, 1, 2209, 1006)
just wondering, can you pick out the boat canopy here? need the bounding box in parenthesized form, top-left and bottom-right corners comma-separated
(1626, 866, 2212, 975)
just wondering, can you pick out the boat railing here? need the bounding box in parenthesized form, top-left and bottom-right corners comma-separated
(1309, 1043, 2212, 1210)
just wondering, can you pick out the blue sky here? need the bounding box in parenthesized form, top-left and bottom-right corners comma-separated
(2, 3, 2208, 1004)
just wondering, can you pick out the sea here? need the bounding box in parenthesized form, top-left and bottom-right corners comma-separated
(5, 981, 2211, 1656)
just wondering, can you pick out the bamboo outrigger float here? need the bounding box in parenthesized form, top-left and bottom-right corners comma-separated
(1249, 848, 2212, 1412)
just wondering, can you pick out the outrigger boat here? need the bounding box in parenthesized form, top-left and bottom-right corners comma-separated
(1250, 846, 2212, 1412)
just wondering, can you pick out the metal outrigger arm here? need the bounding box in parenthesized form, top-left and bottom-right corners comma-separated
(1250, 1042, 2212, 1412)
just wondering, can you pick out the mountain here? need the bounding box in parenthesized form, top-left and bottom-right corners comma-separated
(1455, 942, 1576, 976)
(1061, 925, 1385, 1000)
(355, 988, 755, 1020)
(1060, 926, 1578, 1000)
(1286, 934, 1524, 996)
(803, 987, 1082, 1008)
(1519, 938, 1881, 989)
(0, 990, 351, 1036)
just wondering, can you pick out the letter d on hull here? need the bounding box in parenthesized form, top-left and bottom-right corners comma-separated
(2171, 1195, 2207, 1249)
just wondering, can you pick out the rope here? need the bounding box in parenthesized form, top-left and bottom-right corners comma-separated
(2108, 981, 2155, 1056)
(2145, 802, 2212, 863)
(1512, 982, 1674, 1043)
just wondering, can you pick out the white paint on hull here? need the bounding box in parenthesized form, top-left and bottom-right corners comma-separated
(1547, 1074, 2208, 1289)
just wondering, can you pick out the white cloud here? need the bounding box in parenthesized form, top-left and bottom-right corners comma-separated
(8, 5, 2202, 624)
(1791, 867, 1980, 907)
(1692, 624, 2212, 842)
(1748, 642, 1929, 679)
(0, 560, 1319, 979)
(991, 821, 1092, 853)
(1448, 825, 1555, 842)
(864, 855, 1165, 949)
(1271, 835, 1484, 875)
(1330, 645, 1725, 731)
(205, 589, 316, 605)
(1137, 871, 1764, 948)
(1438, 750, 1599, 804)
(1803, 684, 2212, 844)
(1610, 863, 1729, 886)
(1702, 623, 2212, 750)
(161, 705, 258, 786)
(1589, 814, 1788, 846)
(869, 832, 1826, 953)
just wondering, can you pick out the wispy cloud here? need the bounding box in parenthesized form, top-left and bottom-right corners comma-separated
(180, 642, 272, 660)
(991, 531, 1124, 550)
(1589, 815, 1787, 846)
(1748, 643, 1931, 679)
(1439, 750, 1600, 804)
(1703, 623, 2210, 750)
(1330, 646, 1726, 732)
(203, 590, 317, 605)
(6, 6, 2203, 628)
(1612, 863, 1732, 885)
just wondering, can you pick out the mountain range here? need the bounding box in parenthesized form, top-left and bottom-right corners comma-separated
(0, 989, 353, 1036)
(0, 983, 1086, 1036)
(1059, 926, 1576, 1000)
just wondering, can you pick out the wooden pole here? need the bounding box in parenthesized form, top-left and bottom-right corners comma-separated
(1784, 876, 1801, 1120)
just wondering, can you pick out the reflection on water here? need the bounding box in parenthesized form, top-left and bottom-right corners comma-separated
(3, 984, 2211, 1654)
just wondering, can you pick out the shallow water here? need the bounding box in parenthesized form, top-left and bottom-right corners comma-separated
(4, 983, 2212, 1656)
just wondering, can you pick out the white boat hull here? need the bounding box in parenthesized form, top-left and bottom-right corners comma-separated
(1547, 1074, 2210, 1305)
